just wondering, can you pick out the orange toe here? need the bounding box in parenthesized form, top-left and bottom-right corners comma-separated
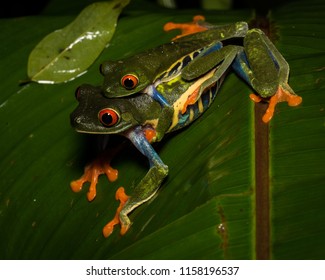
(70, 156, 118, 202)
(102, 187, 130, 238)
(250, 85, 302, 123)
(164, 15, 208, 40)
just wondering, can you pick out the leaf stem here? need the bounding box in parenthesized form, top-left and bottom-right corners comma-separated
(254, 102, 270, 259)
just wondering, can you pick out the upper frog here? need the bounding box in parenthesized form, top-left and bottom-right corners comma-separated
(100, 22, 248, 98)
(100, 17, 301, 124)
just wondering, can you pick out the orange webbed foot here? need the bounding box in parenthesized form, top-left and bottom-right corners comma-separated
(70, 151, 118, 202)
(102, 187, 130, 238)
(250, 85, 302, 123)
(164, 15, 208, 40)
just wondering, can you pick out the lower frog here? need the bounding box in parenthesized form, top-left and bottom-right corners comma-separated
(71, 60, 224, 237)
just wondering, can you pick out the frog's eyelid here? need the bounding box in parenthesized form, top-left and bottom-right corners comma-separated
(99, 62, 112, 76)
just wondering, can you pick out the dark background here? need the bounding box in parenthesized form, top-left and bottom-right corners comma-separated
(1, 0, 298, 18)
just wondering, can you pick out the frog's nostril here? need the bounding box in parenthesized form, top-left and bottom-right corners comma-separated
(75, 116, 83, 124)
(70, 113, 83, 127)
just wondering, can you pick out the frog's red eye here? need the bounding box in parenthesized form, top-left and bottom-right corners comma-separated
(98, 109, 119, 127)
(121, 74, 138, 90)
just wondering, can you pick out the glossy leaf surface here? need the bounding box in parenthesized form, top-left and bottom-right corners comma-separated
(27, 0, 129, 84)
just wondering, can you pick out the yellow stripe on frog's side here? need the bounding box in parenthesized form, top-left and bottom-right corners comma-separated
(155, 49, 202, 82)
(167, 68, 216, 132)
(164, 75, 183, 87)
(189, 108, 195, 122)
(144, 118, 159, 129)
(197, 97, 204, 114)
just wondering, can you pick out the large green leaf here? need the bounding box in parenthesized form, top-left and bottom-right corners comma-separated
(0, 0, 324, 259)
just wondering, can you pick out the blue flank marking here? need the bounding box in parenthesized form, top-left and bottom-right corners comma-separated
(201, 88, 212, 108)
(178, 113, 189, 126)
(201, 41, 223, 57)
(232, 50, 251, 84)
(232, 48, 280, 84)
(174, 85, 219, 131)
(268, 48, 280, 70)
(147, 85, 170, 107)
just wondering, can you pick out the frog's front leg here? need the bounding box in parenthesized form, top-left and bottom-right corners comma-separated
(144, 84, 170, 107)
(143, 84, 174, 141)
(103, 126, 168, 237)
(232, 28, 302, 122)
(182, 45, 241, 81)
(70, 137, 120, 201)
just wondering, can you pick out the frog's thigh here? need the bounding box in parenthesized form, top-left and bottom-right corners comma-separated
(182, 45, 240, 81)
(245, 28, 289, 74)
(238, 29, 287, 97)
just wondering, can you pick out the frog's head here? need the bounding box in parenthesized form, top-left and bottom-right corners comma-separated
(70, 84, 143, 134)
(100, 57, 151, 98)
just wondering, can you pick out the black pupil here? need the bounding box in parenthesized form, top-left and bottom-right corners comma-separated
(101, 113, 113, 126)
(124, 78, 135, 89)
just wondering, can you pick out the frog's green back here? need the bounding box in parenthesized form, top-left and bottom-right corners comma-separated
(100, 22, 247, 99)
(101, 38, 212, 98)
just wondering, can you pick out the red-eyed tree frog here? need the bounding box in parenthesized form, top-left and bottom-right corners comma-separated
(70, 16, 302, 237)
(71, 65, 223, 237)
(100, 16, 302, 123)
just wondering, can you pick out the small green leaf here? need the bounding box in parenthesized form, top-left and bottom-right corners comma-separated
(27, 0, 129, 84)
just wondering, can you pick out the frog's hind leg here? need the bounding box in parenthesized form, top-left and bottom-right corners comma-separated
(181, 45, 243, 108)
(178, 45, 244, 116)
(182, 45, 241, 82)
(232, 28, 302, 122)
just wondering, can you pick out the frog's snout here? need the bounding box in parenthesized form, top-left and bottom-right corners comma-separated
(71, 114, 82, 126)
(70, 101, 87, 130)
(70, 108, 86, 130)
